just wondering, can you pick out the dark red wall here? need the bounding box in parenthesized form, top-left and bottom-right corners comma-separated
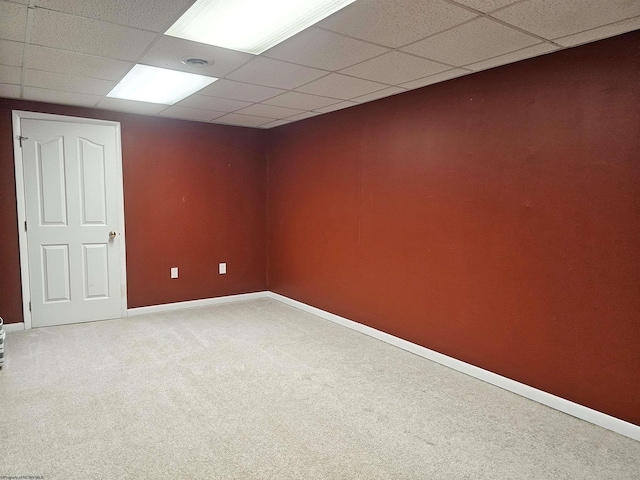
(0, 99, 268, 322)
(267, 32, 640, 425)
(0, 101, 23, 325)
(122, 115, 267, 307)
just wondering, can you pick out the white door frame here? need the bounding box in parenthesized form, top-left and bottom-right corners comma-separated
(12, 110, 128, 330)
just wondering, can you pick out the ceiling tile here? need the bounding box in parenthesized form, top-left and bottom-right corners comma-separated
(24, 69, 116, 95)
(464, 42, 558, 71)
(286, 111, 323, 122)
(401, 18, 539, 66)
(24, 45, 133, 81)
(452, 0, 520, 13)
(351, 86, 406, 103)
(0, 83, 20, 98)
(314, 101, 358, 113)
(139, 36, 253, 78)
(22, 86, 100, 107)
(261, 119, 291, 129)
(318, 0, 477, 48)
(491, 0, 640, 40)
(399, 68, 470, 89)
(215, 113, 274, 128)
(0, 39, 24, 66)
(234, 104, 305, 120)
(554, 16, 640, 47)
(159, 106, 226, 122)
(96, 97, 167, 115)
(0, 1, 27, 42)
(340, 51, 450, 85)
(198, 79, 285, 103)
(297, 73, 387, 100)
(263, 27, 389, 71)
(176, 94, 252, 113)
(227, 57, 327, 90)
(35, 0, 193, 32)
(31, 8, 156, 61)
(0, 64, 21, 84)
(263, 91, 341, 110)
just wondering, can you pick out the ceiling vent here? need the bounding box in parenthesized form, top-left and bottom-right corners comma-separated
(181, 57, 212, 67)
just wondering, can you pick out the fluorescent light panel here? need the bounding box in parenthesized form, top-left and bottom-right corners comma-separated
(166, 0, 357, 55)
(107, 65, 217, 105)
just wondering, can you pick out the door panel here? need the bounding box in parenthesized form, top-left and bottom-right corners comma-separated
(82, 243, 110, 299)
(37, 137, 67, 226)
(22, 118, 124, 327)
(41, 244, 71, 302)
(79, 138, 107, 225)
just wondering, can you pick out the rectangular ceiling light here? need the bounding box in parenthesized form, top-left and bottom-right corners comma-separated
(107, 64, 217, 105)
(165, 0, 357, 55)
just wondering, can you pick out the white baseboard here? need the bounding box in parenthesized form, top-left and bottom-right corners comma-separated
(127, 291, 269, 316)
(266, 292, 640, 443)
(3, 322, 25, 333)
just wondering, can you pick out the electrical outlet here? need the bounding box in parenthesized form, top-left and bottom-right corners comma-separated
(219, 263, 226, 275)
(171, 267, 178, 278)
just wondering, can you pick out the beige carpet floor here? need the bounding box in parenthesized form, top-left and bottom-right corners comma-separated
(1, 298, 639, 479)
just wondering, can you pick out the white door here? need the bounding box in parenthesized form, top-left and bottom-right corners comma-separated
(19, 116, 125, 327)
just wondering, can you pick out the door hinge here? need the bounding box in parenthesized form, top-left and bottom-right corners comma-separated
(29, 301, 32, 312)
(24, 220, 27, 232)
(17, 135, 28, 148)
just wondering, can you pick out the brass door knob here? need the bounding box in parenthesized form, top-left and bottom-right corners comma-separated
(109, 231, 117, 239)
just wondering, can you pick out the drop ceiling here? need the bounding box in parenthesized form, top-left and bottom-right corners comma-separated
(1, 0, 639, 129)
